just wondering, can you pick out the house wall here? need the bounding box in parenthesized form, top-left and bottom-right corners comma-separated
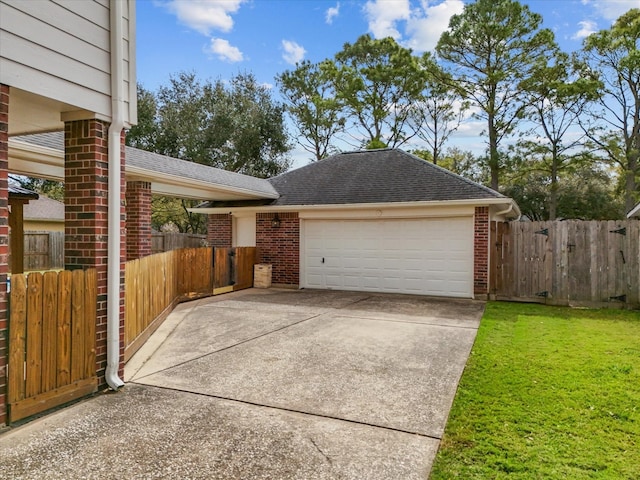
(207, 214, 232, 247)
(24, 220, 64, 232)
(473, 206, 490, 297)
(0, 0, 136, 128)
(256, 212, 299, 286)
(125, 180, 152, 260)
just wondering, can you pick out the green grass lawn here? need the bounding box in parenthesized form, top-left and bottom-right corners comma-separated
(430, 302, 640, 480)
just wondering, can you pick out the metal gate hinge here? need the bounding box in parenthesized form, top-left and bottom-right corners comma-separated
(609, 227, 626, 235)
(536, 291, 549, 297)
(535, 228, 549, 236)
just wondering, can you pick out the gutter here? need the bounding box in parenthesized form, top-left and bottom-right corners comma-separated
(105, 0, 125, 391)
(187, 197, 519, 214)
(495, 200, 521, 220)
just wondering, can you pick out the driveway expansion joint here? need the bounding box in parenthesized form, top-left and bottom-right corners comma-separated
(130, 382, 444, 442)
(130, 311, 330, 382)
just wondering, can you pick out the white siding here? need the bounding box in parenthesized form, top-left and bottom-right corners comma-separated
(0, 0, 136, 125)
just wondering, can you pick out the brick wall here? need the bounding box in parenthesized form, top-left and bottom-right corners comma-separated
(256, 212, 299, 286)
(474, 206, 489, 297)
(125, 180, 152, 260)
(207, 214, 232, 247)
(0, 84, 9, 425)
(64, 119, 126, 389)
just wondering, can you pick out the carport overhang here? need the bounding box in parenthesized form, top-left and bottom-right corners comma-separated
(188, 197, 522, 221)
(8, 137, 279, 201)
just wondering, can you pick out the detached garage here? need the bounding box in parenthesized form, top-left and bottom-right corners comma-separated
(196, 149, 520, 299)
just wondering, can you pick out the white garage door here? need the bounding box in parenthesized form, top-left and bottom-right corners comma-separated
(302, 217, 473, 298)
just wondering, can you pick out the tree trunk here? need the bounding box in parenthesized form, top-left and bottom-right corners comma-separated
(488, 113, 500, 191)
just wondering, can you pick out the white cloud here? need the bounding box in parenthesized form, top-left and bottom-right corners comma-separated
(207, 38, 244, 62)
(282, 40, 306, 65)
(583, 0, 640, 21)
(163, 0, 245, 35)
(364, 0, 411, 40)
(572, 20, 598, 39)
(406, 0, 464, 53)
(326, 2, 340, 24)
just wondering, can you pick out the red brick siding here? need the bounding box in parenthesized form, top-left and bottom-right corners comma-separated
(64, 120, 126, 389)
(125, 180, 152, 260)
(0, 84, 9, 425)
(256, 212, 299, 286)
(474, 206, 489, 296)
(207, 214, 232, 247)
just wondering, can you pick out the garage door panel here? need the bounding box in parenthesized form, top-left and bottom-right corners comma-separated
(303, 218, 473, 298)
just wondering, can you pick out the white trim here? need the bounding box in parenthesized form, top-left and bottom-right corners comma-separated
(627, 202, 640, 218)
(190, 198, 521, 219)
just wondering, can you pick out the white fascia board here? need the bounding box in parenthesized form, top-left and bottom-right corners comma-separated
(9, 139, 65, 180)
(188, 197, 519, 216)
(627, 202, 640, 218)
(126, 165, 279, 200)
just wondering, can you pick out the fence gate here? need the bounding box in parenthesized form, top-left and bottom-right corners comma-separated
(491, 220, 640, 308)
(7, 269, 98, 423)
(213, 247, 257, 294)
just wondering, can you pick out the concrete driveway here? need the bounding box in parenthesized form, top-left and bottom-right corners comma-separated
(0, 288, 484, 479)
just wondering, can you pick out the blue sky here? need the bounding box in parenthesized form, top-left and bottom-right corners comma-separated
(135, 0, 639, 166)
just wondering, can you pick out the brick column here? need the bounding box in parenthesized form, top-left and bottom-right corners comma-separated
(64, 119, 126, 389)
(256, 212, 299, 286)
(0, 84, 9, 426)
(207, 214, 232, 247)
(474, 206, 489, 297)
(125, 180, 152, 260)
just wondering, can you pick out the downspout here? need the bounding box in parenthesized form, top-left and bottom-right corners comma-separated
(105, 0, 125, 390)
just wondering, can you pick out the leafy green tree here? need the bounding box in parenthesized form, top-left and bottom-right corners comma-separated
(128, 72, 292, 178)
(126, 84, 158, 151)
(151, 196, 205, 234)
(503, 161, 624, 220)
(409, 54, 468, 165)
(518, 51, 601, 219)
(333, 34, 425, 149)
(277, 60, 345, 161)
(578, 8, 640, 212)
(436, 0, 556, 190)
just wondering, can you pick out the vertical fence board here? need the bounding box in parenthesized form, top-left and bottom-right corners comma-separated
(70, 270, 85, 383)
(8, 274, 27, 403)
(41, 272, 58, 393)
(56, 271, 72, 387)
(84, 268, 97, 379)
(25, 273, 43, 397)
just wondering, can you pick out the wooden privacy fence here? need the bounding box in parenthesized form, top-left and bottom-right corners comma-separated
(151, 233, 207, 254)
(124, 247, 257, 361)
(8, 269, 98, 423)
(491, 220, 640, 308)
(9, 231, 64, 272)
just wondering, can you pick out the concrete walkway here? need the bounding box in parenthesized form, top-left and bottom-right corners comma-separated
(0, 289, 484, 479)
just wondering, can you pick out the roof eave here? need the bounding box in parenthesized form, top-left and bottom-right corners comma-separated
(189, 197, 520, 216)
(627, 203, 640, 218)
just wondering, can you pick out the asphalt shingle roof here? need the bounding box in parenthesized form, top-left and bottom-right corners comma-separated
(267, 149, 504, 206)
(12, 132, 278, 198)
